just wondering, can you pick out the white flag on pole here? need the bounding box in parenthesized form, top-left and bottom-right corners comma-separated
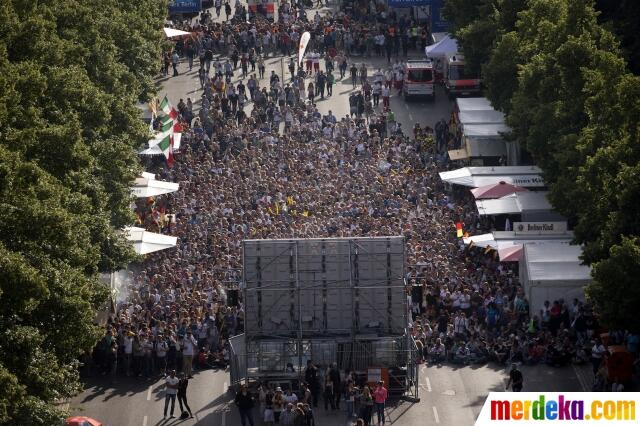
(298, 31, 311, 67)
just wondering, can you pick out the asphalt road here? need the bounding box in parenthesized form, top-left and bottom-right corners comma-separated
(68, 4, 593, 426)
(68, 361, 590, 426)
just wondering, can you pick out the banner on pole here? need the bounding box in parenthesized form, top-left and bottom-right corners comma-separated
(298, 32, 311, 67)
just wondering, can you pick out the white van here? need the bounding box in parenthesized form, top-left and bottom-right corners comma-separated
(444, 53, 481, 97)
(403, 60, 435, 100)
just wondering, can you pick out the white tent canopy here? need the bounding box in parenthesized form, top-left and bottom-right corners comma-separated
(163, 27, 191, 38)
(131, 173, 179, 198)
(425, 34, 459, 58)
(463, 231, 573, 250)
(520, 244, 591, 310)
(476, 192, 553, 216)
(456, 97, 493, 112)
(459, 110, 505, 126)
(125, 226, 177, 255)
(463, 123, 511, 138)
(439, 166, 544, 188)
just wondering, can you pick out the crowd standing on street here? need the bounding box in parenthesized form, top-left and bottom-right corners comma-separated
(91, 1, 639, 423)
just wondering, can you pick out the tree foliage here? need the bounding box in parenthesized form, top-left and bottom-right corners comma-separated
(0, 0, 166, 423)
(443, 0, 527, 77)
(444, 0, 640, 331)
(586, 237, 640, 332)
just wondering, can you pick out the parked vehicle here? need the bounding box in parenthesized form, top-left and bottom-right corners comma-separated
(403, 59, 436, 100)
(444, 54, 481, 98)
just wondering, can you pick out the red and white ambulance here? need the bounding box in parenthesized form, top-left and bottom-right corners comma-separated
(444, 53, 481, 97)
(402, 59, 436, 101)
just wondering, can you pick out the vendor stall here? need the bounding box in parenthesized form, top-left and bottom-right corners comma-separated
(519, 244, 591, 313)
(439, 166, 544, 188)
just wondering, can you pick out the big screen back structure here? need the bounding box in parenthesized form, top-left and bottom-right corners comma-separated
(242, 237, 406, 338)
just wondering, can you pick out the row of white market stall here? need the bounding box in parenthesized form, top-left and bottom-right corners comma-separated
(99, 171, 179, 310)
(448, 97, 522, 167)
(440, 166, 592, 311)
(125, 172, 178, 254)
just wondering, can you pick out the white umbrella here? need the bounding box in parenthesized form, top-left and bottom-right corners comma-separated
(124, 226, 177, 255)
(163, 27, 191, 38)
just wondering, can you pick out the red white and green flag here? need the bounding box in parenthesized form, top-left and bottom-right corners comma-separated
(159, 96, 178, 120)
(160, 114, 182, 133)
(156, 132, 174, 167)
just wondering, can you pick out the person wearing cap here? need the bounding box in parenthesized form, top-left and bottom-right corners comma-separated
(273, 387, 285, 423)
(234, 384, 255, 426)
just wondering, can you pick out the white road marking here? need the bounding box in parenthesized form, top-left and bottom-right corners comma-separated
(409, 113, 414, 120)
(222, 412, 226, 426)
(432, 406, 440, 424)
(425, 377, 432, 392)
(572, 364, 589, 391)
(146, 385, 152, 401)
(142, 415, 148, 426)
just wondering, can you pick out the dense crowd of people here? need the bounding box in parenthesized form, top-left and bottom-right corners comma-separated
(91, 2, 639, 423)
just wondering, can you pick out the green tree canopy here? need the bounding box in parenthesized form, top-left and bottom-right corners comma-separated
(444, 0, 640, 331)
(0, 0, 166, 423)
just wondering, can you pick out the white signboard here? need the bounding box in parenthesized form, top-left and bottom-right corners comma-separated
(514, 222, 568, 235)
(367, 368, 382, 383)
(508, 175, 545, 187)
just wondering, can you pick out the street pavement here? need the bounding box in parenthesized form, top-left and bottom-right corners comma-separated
(68, 4, 594, 426)
(68, 362, 591, 426)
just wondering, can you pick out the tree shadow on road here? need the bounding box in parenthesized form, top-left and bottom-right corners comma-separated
(79, 376, 160, 404)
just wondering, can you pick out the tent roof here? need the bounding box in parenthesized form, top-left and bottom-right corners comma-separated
(464, 233, 573, 250)
(476, 192, 553, 215)
(524, 244, 591, 283)
(439, 166, 544, 188)
(431, 32, 448, 44)
(471, 181, 529, 199)
(456, 97, 493, 112)
(131, 174, 179, 198)
(124, 226, 177, 255)
(463, 123, 511, 138)
(458, 110, 505, 125)
(163, 27, 191, 38)
(425, 35, 459, 57)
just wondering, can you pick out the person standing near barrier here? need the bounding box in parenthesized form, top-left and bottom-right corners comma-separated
(304, 360, 320, 408)
(329, 363, 342, 410)
(235, 384, 255, 426)
(373, 380, 388, 425)
(182, 331, 197, 378)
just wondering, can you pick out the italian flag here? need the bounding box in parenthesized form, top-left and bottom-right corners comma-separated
(159, 96, 178, 120)
(160, 114, 182, 133)
(157, 132, 174, 167)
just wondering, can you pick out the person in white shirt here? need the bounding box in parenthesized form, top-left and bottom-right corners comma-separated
(182, 331, 198, 378)
(591, 338, 607, 375)
(156, 334, 168, 376)
(123, 331, 134, 376)
(164, 370, 179, 418)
